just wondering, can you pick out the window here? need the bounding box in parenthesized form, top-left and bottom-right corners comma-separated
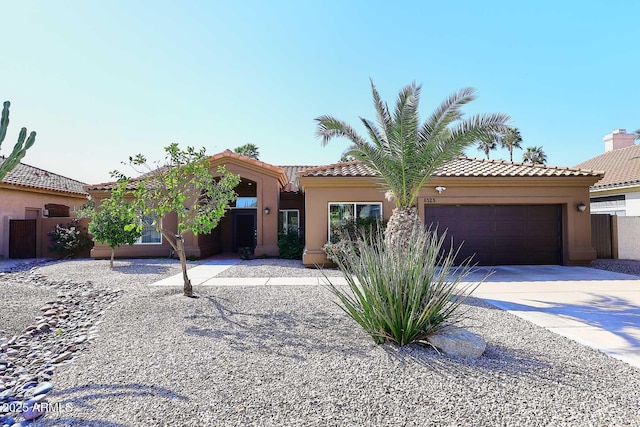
(328, 202, 382, 242)
(590, 195, 626, 216)
(235, 197, 258, 208)
(135, 216, 162, 244)
(279, 210, 300, 235)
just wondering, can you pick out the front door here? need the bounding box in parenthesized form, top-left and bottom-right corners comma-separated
(233, 211, 257, 252)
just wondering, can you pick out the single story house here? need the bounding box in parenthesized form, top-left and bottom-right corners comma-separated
(574, 129, 640, 216)
(86, 149, 602, 266)
(574, 129, 640, 260)
(0, 157, 88, 258)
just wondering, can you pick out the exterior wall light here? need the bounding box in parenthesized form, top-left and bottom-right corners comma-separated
(435, 186, 446, 194)
(264, 207, 271, 215)
(577, 203, 587, 212)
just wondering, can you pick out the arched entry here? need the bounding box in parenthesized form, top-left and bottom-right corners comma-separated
(232, 178, 257, 252)
(232, 211, 256, 252)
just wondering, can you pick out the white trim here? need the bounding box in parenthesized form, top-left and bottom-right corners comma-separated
(134, 216, 163, 245)
(279, 209, 300, 235)
(327, 202, 383, 242)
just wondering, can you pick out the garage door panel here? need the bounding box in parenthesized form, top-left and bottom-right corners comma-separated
(528, 235, 560, 247)
(495, 221, 526, 235)
(424, 205, 561, 266)
(527, 220, 558, 235)
(459, 237, 494, 250)
(495, 236, 528, 248)
(466, 206, 494, 218)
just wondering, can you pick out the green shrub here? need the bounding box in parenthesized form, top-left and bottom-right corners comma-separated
(48, 220, 94, 258)
(324, 217, 386, 263)
(323, 225, 481, 346)
(278, 232, 304, 260)
(238, 246, 254, 260)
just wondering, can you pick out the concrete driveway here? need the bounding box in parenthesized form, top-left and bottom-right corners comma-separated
(472, 266, 640, 369)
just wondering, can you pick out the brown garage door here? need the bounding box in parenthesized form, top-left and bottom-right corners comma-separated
(424, 205, 562, 265)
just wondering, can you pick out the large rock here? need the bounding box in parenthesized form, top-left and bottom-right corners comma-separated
(427, 326, 486, 359)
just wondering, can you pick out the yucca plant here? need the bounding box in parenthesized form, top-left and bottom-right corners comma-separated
(323, 224, 481, 346)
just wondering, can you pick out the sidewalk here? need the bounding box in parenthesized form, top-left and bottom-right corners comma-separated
(148, 257, 350, 287)
(149, 262, 640, 369)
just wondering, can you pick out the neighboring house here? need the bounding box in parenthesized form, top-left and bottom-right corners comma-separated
(86, 149, 602, 266)
(574, 129, 640, 260)
(574, 129, 640, 216)
(0, 157, 88, 258)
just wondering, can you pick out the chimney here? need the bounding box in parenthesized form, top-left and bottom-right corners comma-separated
(604, 129, 635, 152)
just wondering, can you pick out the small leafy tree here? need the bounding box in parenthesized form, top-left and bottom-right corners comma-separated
(0, 101, 36, 180)
(117, 143, 240, 297)
(234, 143, 260, 160)
(81, 184, 143, 268)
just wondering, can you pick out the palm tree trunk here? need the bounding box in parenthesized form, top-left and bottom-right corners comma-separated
(384, 206, 422, 250)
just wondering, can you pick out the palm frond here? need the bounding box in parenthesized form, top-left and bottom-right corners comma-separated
(370, 80, 393, 151)
(315, 115, 369, 148)
(419, 87, 476, 144)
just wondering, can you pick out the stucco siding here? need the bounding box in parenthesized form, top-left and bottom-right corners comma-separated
(625, 191, 640, 216)
(617, 216, 640, 260)
(300, 177, 597, 267)
(0, 187, 86, 258)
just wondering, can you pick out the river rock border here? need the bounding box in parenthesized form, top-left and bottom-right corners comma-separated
(0, 270, 122, 426)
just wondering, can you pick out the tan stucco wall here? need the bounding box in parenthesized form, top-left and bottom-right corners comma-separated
(300, 176, 598, 267)
(219, 160, 281, 256)
(90, 156, 286, 259)
(0, 186, 87, 258)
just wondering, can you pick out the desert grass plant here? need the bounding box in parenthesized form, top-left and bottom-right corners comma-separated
(324, 224, 481, 346)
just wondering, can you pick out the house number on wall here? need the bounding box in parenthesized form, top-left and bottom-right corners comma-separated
(425, 198, 436, 203)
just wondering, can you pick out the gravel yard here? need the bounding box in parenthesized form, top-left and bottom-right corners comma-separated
(1, 258, 640, 426)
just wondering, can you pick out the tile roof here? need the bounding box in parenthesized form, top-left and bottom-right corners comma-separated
(0, 157, 87, 196)
(573, 144, 640, 190)
(85, 151, 307, 192)
(277, 165, 315, 192)
(299, 157, 603, 179)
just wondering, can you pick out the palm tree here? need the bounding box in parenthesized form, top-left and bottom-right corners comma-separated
(234, 143, 260, 160)
(500, 127, 523, 162)
(634, 129, 640, 141)
(522, 146, 547, 165)
(476, 134, 497, 159)
(316, 81, 509, 248)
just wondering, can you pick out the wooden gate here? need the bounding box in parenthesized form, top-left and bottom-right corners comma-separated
(591, 214, 613, 259)
(9, 219, 37, 258)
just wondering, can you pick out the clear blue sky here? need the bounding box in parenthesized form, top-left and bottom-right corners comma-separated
(3, 1, 639, 184)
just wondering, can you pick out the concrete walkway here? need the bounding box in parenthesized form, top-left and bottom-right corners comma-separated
(150, 262, 640, 369)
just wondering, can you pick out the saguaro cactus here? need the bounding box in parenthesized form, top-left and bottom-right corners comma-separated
(0, 100, 37, 180)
